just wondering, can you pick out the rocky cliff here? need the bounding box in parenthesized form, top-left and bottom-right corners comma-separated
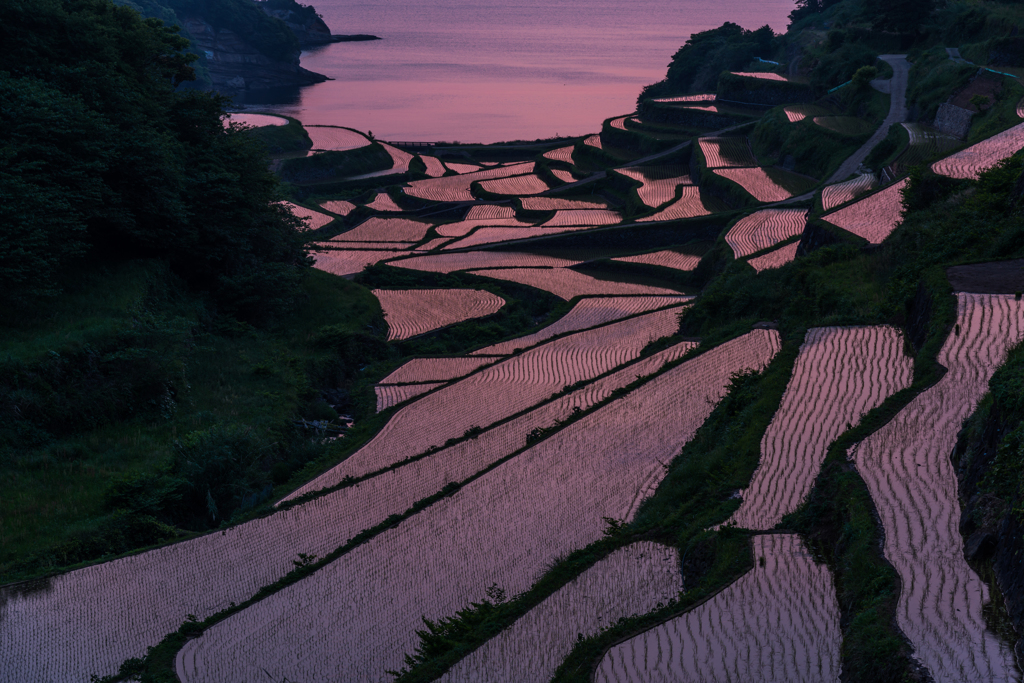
(182, 14, 328, 92)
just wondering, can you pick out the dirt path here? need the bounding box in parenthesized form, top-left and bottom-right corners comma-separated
(825, 55, 910, 185)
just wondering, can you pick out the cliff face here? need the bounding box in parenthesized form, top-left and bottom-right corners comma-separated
(260, 6, 334, 46)
(182, 14, 327, 92)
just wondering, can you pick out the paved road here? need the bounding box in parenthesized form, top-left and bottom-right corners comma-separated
(824, 54, 910, 184)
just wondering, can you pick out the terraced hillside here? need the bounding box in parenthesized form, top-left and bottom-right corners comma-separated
(7, 3, 1024, 683)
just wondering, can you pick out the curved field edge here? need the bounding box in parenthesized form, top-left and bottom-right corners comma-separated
(547, 272, 957, 683)
(387, 331, 800, 682)
(88, 309, 710, 683)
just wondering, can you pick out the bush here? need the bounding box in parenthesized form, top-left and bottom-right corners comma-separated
(0, 0, 309, 320)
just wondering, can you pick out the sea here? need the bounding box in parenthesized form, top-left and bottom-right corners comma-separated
(236, 0, 795, 143)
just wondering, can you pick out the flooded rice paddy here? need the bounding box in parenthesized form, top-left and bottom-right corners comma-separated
(176, 331, 780, 682)
(698, 137, 759, 168)
(850, 293, 1024, 682)
(15, 28, 1024, 682)
(821, 178, 908, 244)
(931, 123, 1024, 179)
(612, 250, 702, 272)
(747, 241, 799, 272)
(595, 534, 841, 682)
(372, 288, 506, 341)
(726, 326, 914, 530)
(713, 167, 794, 202)
(819, 173, 876, 211)
(725, 209, 808, 258)
(438, 542, 682, 683)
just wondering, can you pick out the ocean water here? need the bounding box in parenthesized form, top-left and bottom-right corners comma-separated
(239, 0, 795, 143)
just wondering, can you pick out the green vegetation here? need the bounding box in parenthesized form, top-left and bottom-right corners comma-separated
(278, 143, 394, 184)
(243, 116, 314, 156)
(638, 23, 780, 102)
(123, 0, 299, 60)
(752, 86, 888, 179)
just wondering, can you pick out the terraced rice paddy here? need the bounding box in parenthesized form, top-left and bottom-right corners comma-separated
(698, 137, 758, 168)
(636, 186, 712, 222)
(652, 94, 716, 103)
(0, 333, 714, 683)
(541, 209, 622, 227)
(413, 237, 451, 251)
(820, 173, 876, 211)
(305, 125, 370, 151)
(419, 155, 447, 177)
(319, 199, 356, 216)
(1018, 97, 1024, 118)
(334, 217, 431, 243)
(388, 251, 580, 273)
(747, 242, 799, 272)
(783, 106, 811, 123)
(821, 179, 907, 244)
(311, 250, 399, 277)
(543, 146, 575, 164)
(595, 534, 840, 682)
(931, 122, 1024, 179)
(436, 218, 536, 238)
(849, 293, 1024, 682)
(373, 288, 506, 341)
(466, 268, 680, 300)
(315, 241, 414, 250)
(442, 225, 596, 250)
(176, 331, 781, 683)
(725, 209, 808, 258)
(287, 308, 690, 496)
(405, 163, 533, 202)
(278, 201, 335, 231)
(438, 542, 682, 683)
(378, 143, 414, 175)
(726, 326, 914, 530)
(375, 383, 444, 412)
(730, 71, 788, 81)
(550, 168, 576, 183)
(584, 134, 603, 149)
(380, 356, 498, 384)
(444, 162, 483, 174)
(466, 205, 517, 220)
(365, 192, 404, 212)
(616, 165, 693, 207)
(223, 113, 288, 128)
(713, 167, 793, 202)
(613, 250, 701, 271)
(521, 196, 609, 210)
(473, 295, 691, 355)
(478, 173, 551, 196)
(610, 116, 630, 130)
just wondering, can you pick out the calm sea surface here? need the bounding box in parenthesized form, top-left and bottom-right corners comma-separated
(240, 0, 794, 143)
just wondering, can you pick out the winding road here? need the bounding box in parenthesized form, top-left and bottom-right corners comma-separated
(825, 54, 910, 184)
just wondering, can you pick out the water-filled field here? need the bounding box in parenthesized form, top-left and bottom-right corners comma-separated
(821, 179, 907, 244)
(850, 293, 1024, 682)
(373, 288, 506, 340)
(747, 241, 799, 272)
(713, 167, 793, 202)
(596, 534, 841, 682)
(438, 542, 682, 683)
(176, 331, 781, 682)
(931, 123, 1024, 179)
(820, 173, 876, 211)
(726, 326, 914, 530)
(725, 209, 808, 258)
(613, 250, 702, 271)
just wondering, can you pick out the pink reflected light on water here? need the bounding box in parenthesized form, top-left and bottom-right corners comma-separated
(246, 0, 796, 143)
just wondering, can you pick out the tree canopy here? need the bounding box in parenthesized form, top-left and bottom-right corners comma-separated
(0, 0, 308, 320)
